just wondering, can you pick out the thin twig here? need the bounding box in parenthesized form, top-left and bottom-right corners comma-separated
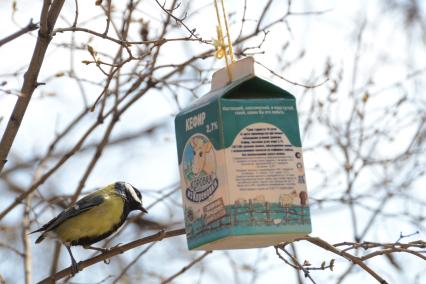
(255, 60, 328, 88)
(304, 237, 389, 283)
(0, 19, 39, 47)
(161, 251, 212, 284)
(22, 197, 32, 284)
(112, 242, 157, 284)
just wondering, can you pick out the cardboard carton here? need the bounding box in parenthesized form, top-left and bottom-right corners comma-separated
(175, 57, 311, 250)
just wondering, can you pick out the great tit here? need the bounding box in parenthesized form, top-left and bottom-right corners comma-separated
(31, 181, 148, 274)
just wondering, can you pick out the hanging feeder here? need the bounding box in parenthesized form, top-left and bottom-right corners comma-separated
(174, 57, 312, 250)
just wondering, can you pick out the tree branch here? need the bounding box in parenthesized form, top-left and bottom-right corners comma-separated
(161, 251, 212, 284)
(276, 236, 425, 284)
(37, 228, 186, 283)
(0, 0, 65, 174)
(0, 19, 39, 47)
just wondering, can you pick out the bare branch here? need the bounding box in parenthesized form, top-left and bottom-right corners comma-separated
(277, 236, 426, 284)
(0, 0, 66, 173)
(0, 19, 39, 47)
(161, 251, 212, 284)
(36, 228, 186, 283)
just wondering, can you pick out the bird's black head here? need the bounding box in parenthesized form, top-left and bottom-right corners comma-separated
(116, 182, 148, 213)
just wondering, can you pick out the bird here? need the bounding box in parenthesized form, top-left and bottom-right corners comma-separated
(31, 181, 148, 275)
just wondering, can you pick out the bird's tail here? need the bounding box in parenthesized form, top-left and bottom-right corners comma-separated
(35, 234, 45, 244)
(29, 228, 46, 243)
(29, 227, 43, 234)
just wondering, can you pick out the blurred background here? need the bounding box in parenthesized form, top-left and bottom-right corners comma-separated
(0, 0, 425, 283)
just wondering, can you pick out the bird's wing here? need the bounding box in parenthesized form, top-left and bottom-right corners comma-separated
(31, 194, 105, 234)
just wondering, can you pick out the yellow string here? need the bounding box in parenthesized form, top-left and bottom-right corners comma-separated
(213, 0, 234, 81)
(220, 0, 235, 63)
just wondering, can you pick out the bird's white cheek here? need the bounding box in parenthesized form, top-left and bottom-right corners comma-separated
(125, 184, 142, 204)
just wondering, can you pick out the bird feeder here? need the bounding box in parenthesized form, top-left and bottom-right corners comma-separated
(175, 57, 311, 250)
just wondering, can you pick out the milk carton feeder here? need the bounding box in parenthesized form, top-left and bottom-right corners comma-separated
(175, 57, 312, 250)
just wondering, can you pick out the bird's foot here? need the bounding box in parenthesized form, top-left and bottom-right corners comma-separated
(110, 243, 122, 250)
(85, 243, 122, 254)
(102, 244, 122, 264)
(65, 245, 80, 276)
(70, 260, 80, 276)
(85, 245, 109, 253)
(85, 244, 123, 264)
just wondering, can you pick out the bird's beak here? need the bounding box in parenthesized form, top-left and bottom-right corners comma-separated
(140, 206, 148, 213)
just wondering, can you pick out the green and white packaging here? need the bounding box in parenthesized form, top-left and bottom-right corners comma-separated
(175, 57, 311, 250)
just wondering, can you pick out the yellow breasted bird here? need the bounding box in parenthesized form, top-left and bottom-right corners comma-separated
(31, 181, 148, 274)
